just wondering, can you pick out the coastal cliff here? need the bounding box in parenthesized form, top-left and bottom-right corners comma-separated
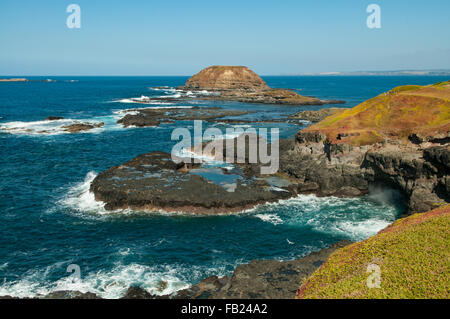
(278, 81, 450, 214)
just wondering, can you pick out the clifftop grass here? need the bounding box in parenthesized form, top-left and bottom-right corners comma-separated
(297, 205, 450, 299)
(305, 80, 450, 146)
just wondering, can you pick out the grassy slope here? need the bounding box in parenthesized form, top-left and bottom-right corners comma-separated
(297, 205, 450, 299)
(305, 81, 450, 145)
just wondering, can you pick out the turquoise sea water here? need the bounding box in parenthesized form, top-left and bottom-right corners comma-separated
(0, 76, 446, 298)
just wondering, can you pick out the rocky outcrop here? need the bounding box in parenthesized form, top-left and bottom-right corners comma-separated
(178, 66, 345, 106)
(279, 136, 370, 198)
(274, 81, 450, 213)
(182, 65, 269, 91)
(42, 290, 101, 299)
(169, 241, 352, 299)
(62, 122, 104, 133)
(289, 108, 348, 123)
(90, 150, 293, 214)
(45, 116, 64, 121)
(117, 107, 249, 128)
(278, 131, 449, 214)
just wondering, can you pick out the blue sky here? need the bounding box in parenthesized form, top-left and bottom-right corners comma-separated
(1, 0, 449, 75)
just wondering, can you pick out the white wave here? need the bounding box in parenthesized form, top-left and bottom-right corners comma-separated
(249, 193, 399, 241)
(112, 105, 193, 116)
(112, 97, 173, 105)
(333, 219, 391, 239)
(0, 263, 187, 299)
(0, 118, 104, 136)
(149, 87, 175, 92)
(0, 261, 236, 299)
(254, 213, 283, 225)
(157, 93, 181, 99)
(58, 171, 106, 214)
(113, 98, 137, 104)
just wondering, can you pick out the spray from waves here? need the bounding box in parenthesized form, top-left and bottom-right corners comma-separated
(111, 95, 174, 105)
(148, 86, 220, 97)
(0, 119, 104, 136)
(0, 256, 238, 299)
(254, 213, 283, 225)
(57, 171, 106, 215)
(0, 262, 213, 299)
(112, 105, 193, 117)
(249, 193, 402, 241)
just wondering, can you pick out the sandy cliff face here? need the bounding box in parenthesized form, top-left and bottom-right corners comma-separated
(182, 65, 269, 91)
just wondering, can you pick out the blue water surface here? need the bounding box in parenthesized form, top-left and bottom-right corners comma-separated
(0, 75, 446, 298)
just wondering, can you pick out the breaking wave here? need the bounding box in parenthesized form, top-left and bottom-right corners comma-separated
(250, 193, 402, 241)
(0, 261, 234, 299)
(0, 118, 105, 136)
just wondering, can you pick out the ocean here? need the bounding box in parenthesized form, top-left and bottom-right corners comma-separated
(0, 75, 447, 298)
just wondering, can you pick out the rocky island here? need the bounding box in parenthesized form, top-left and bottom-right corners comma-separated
(177, 65, 345, 105)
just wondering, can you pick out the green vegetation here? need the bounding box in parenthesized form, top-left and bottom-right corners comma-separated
(305, 81, 450, 146)
(297, 205, 450, 299)
(389, 85, 422, 93)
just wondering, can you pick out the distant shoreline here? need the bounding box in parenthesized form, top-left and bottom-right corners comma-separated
(0, 78, 28, 82)
(1, 71, 449, 77)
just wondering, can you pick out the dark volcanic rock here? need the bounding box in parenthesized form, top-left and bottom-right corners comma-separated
(117, 107, 250, 128)
(90, 151, 293, 213)
(167, 241, 352, 299)
(45, 116, 64, 121)
(62, 122, 104, 133)
(118, 113, 160, 127)
(42, 290, 101, 299)
(289, 108, 348, 122)
(121, 286, 154, 299)
(279, 133, 449, 214)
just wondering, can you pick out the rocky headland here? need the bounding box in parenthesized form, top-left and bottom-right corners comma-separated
(90, 146, 294, 214)
(96, 81, 450, 216)
(61, 122, 104, 133)
(280, 81, 450, 214)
